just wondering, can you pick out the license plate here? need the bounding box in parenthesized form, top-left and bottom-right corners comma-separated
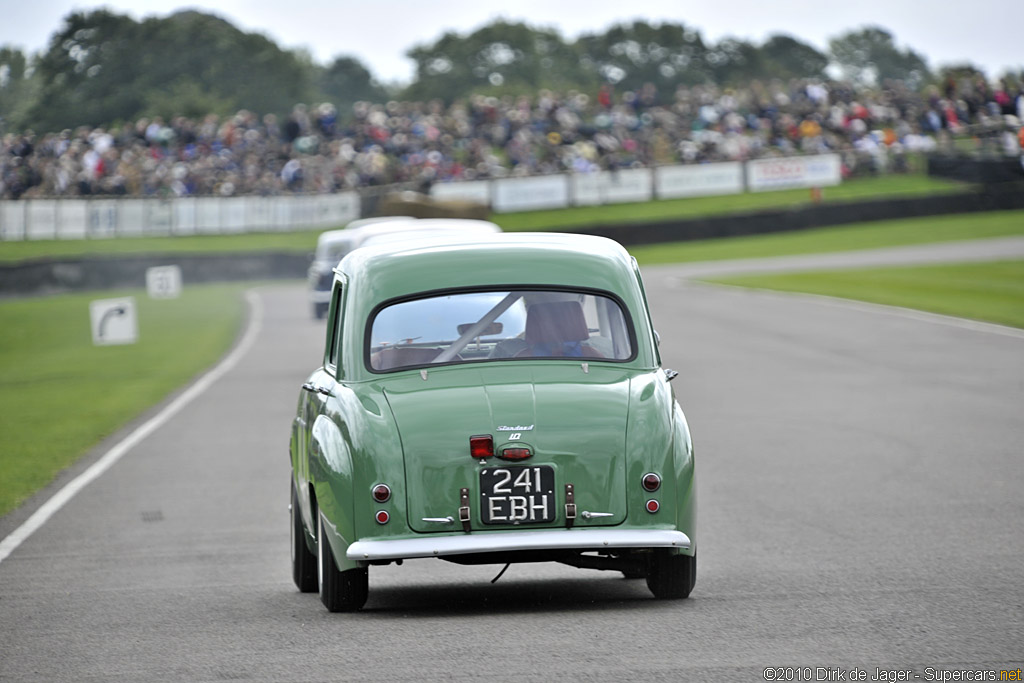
(480, 466, 555, 524)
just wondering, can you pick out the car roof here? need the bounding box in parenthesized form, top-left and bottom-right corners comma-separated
(339, 232, 635, 301)
(333, 232, 657, 375)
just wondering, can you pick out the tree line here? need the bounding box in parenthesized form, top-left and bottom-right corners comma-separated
(0, 9, 1009, 133)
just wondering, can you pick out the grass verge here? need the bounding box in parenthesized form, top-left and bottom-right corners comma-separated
(0, 283, 247, 517)
(629, 210, 1024, 266)
(703, 260, 1024, 329)
(0, 229, 324, 264)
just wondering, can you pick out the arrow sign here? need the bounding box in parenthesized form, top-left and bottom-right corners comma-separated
(89, 297, 138, 346)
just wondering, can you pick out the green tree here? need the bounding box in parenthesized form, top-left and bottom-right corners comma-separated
(25, 9, 316, 131)
(829, 26, 930, 87)
(317, 56, 390, 115)
(706, 37, 762, 85)
(576, 21, 711, 91)
(760, 34, 828, 80)
(0, 46, 40, 132)
(403, 20, 583, 102)
(27, 10, 140, 130)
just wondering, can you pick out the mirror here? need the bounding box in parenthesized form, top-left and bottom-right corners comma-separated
(457, 321, 503, 337)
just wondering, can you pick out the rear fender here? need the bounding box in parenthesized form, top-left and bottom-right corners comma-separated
(625, 373, 696, 556)
(670, 401, 696, 555)
(309, 415, 359, 571)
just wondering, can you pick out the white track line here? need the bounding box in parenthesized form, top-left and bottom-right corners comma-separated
(0, 289, 264, 565)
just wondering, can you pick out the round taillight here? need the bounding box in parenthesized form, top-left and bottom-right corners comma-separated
(372, 484, 391, 503)
(646, 499, 660, 514)
(642, 472, 661, 492)
(375, 510, 390, 524)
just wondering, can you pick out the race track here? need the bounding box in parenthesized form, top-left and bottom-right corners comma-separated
(1, 261, 1022, 681)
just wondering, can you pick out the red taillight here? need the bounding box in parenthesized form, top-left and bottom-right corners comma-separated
(642, 473, 661, 492)
(372, 484, 391, 503)
(646, 499, 660, 514)
(469, 435, 494, 458)
(499, 447, 532, 461)
(375, 510, 389, 524)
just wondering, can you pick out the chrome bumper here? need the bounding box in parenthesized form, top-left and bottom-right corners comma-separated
(347, 528, 690, 562)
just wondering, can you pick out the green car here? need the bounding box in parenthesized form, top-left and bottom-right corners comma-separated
(290, 231, 696, 611)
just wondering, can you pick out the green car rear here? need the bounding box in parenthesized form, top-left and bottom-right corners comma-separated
(289, 232, 696, 611)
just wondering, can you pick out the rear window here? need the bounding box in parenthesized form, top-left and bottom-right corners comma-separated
(368, 290, 633, 371)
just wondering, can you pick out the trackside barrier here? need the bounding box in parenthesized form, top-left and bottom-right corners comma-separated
(0, 157, 841, 241)
(431, 156, 837, 213)
(0, 192, 361, 241)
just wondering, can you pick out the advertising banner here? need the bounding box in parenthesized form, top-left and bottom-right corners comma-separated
(117, 199, 146, 237)
(88, 200, 119, 239)
(222, 197, 248, 233)
(747, 154, 842, 192)
(0, 202, 26, 240)
(492, 175, 570, 213)
(58, 201, 88, 239)
(432, 180, 491, 205)
(656, 162, 744, 198)
(573, 169, 653, 206)
(26, 201, 58, 240)
(173, 198, 198, 235)
(144, 200, 173, 236)
(195, 198, 221, 234)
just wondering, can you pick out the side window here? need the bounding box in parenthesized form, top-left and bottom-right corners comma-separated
(325, 281, 344, 373)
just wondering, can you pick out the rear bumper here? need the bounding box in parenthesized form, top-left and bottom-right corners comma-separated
(347, 528, 690, 562)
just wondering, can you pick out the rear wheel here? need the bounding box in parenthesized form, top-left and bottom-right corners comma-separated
(318, 513, 368, 612)
(646, 550, 696, 599)
(290, 481, 318, 593)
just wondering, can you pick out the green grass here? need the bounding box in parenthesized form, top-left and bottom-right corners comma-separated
(0, 174, 968, 263)
(629, 210, 1024, 266)
(0, 229, 323, 264)
(492, 174, 968, 232)
(0, 283, 247, 517)
(705, 260, 1024, 329)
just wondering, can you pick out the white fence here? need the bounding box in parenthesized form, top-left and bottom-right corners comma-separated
(0, 155, 840, 241)
(431, 155, 839, 213)
(0, 192, 361, 241)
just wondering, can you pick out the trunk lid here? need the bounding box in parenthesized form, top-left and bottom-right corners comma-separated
(380, 364, 633, 532)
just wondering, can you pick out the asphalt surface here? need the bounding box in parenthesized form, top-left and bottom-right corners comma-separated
(2, 245, 1023, 681)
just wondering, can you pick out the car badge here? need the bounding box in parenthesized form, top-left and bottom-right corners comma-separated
(497, 424, 533, 441)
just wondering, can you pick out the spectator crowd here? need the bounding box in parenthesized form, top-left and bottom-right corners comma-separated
(2, 76, 1023, 200)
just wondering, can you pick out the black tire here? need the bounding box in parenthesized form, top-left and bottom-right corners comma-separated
(646, 550, 696, 599)
(291, 481, 318, 593)
(318, 513, 368, 612)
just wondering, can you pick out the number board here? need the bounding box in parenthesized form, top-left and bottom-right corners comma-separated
(145, 265, 182, 299)
(480, 466, 555, 524)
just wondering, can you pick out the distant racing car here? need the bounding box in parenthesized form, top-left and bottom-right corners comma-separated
(306, 218, 500, 318)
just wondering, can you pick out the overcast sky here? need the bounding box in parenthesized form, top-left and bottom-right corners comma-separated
(3, 0, 1022, 84)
